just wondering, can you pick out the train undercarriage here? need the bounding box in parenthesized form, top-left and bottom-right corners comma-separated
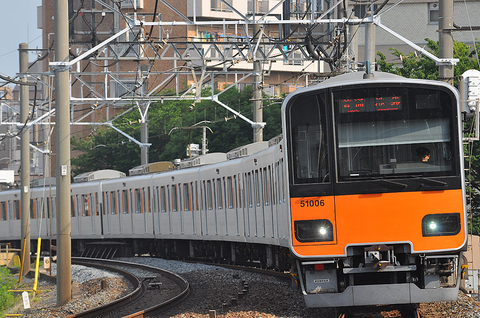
(296, 243, 462, 307)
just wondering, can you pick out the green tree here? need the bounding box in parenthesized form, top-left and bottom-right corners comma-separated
(71, 86, 282, 176)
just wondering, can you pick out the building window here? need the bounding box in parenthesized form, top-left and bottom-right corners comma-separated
(353, 4, 378, 19)
(428, 3, 439, 24)
(248, 0, 269, 13)
(211, 0, 233, 12)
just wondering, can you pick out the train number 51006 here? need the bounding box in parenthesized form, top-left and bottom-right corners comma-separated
(300, 199, 325, 208)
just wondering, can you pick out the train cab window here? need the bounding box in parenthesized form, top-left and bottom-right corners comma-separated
(334, 86, 456, 181)
(287, 94, 329, 184)
(1, 202, 7, 220)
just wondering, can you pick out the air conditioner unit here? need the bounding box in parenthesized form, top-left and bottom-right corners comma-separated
(121, 0, 144, 9)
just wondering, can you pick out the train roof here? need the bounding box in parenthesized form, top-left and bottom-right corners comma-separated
(73, 169, 126, 183)
(321, 71, 404, 86)
(129, 161, 174, 176)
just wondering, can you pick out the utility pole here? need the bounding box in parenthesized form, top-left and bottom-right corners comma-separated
(439, 0, 454, 85)
(19, 43, 30, 277)
(140, 103, 148, 165)
(253, 23, 263, 143)
(54, 0, 72, 306)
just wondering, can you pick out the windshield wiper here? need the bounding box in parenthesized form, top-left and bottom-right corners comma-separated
(417, 177, 447, 188)
(373, 178, 408, 189)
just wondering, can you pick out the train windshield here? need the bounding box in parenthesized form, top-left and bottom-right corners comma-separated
(334, 86, 456, 181)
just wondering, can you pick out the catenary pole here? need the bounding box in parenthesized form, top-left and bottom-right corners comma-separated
(439, 0, 454, 84)
(253, 23, 263, 143)
(19, 43, 31, 277)
(54, 0, 72, 306)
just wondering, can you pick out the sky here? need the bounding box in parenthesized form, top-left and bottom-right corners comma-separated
(0, 0, 43, 79)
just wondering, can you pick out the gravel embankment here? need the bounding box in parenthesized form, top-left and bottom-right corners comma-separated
(7, 257, 480, 317)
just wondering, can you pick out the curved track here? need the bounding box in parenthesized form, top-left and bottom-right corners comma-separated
(66, 257, 190, 318)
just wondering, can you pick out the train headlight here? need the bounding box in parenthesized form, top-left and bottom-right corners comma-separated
(295, 219, 334, 242)
(422, 213, 461, 237)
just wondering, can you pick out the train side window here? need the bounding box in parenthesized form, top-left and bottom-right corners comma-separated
(288, 93, 329, 184)
(91, 194, 96, 216)
(206, 180, 213, 210)
(103, 192, 109, 216)
(70, 196, 76, 217)
(263, 167, 271, 206)
(216, 178, 223, 209)
(94, 193, 99, 216)
(246, 172, 253, 208)
(82, 195, 89, 216)
(154, 187, 159, 213)
(177, 184, 182, 212)
(110, 192, 117, 215)
(172, 184, 178, 212)
(122, 190, 129, 214)
(227, 176, 234, 209)
(183, 183, 191, 211)
(254, 170, 261, 207)
(30, 199, 36, 219)
(195, 181, 199, 211)
(46, 198, 50, 218)
(237, 175, 242, 209)
(135, 189, 142, 213)
(53, 198, 57, 218)
(13, 200, 20, 220)
(1, 202, 7, 221)
(160, 186, 167, 212)
(145, 187, 151, 213)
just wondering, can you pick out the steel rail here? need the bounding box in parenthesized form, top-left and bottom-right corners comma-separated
(66, 257, 190, 318)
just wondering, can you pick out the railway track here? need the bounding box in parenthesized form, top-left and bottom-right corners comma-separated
(67, 257, 190, 318)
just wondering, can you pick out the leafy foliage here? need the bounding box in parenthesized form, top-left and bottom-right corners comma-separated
(71, 86, 282, 176)
(0, 267, 16, 314)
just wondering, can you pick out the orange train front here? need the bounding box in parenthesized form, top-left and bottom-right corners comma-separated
(282, 71, 467, 307)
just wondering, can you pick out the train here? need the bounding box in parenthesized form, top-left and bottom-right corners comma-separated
(0, 71, 467, 308)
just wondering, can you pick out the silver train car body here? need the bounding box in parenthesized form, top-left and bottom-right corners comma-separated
(0, 139, 290, 261)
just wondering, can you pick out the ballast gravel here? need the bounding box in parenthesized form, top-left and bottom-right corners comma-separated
(6, 257, 480, 317)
